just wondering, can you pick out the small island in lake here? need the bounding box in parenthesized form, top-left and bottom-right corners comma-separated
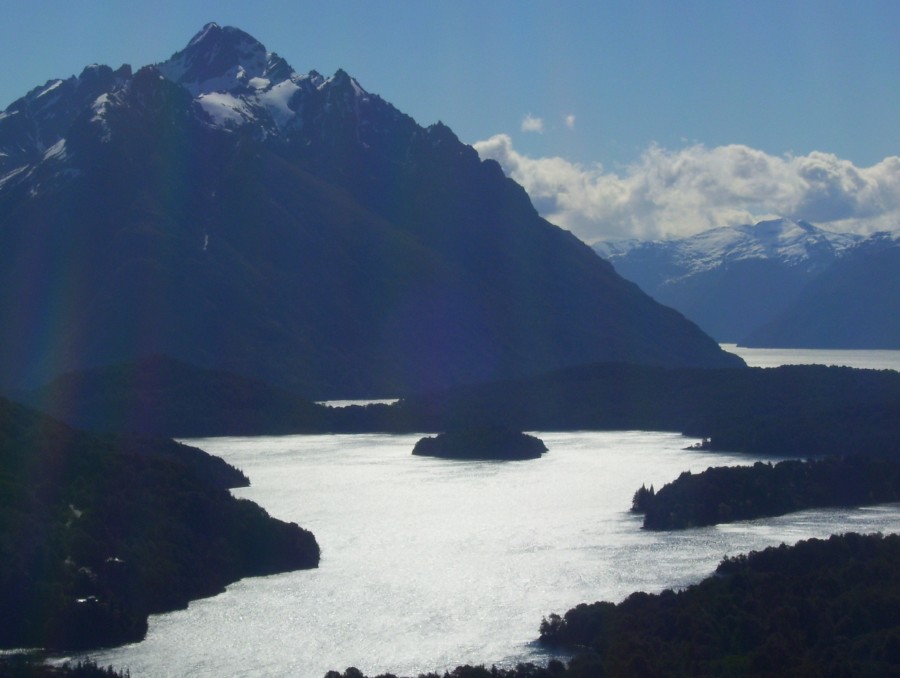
(412, 427, 548, 460)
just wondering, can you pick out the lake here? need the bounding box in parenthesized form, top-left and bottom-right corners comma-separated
(70, 430, 900, 678)
(722, 344, 900, 371)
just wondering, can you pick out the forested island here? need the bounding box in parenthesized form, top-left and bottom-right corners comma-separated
(328, 533, 900, 678)
(0, 396, 320, 651)
(412, 428, 547, 460)
(632, 455, 900, 530)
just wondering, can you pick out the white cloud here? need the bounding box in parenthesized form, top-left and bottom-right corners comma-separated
(564, 114, 576, 130)
(473, 134, 900, 243)
(521, 114, 544, 134)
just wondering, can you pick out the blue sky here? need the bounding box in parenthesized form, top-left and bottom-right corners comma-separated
(2, 1, 898, 241)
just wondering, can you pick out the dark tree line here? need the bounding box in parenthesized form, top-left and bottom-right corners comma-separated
(633, 455, 900, 530)
(0, 658, 129, 678)
(538, 532, 900, 677)
(0, 396, 319, 651)
(20, 360, 900, 467)
(324, 664, 567, 678)
(386, 363, 900, 461)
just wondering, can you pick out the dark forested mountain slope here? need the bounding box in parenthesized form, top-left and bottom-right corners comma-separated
(742, 237, 900, 348)
(24, 355, 332, 436)
(0, 24, 739, 399)
(0, 396, 319, 650)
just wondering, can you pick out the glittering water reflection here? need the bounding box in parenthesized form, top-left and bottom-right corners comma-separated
(73, 432, 900, 677)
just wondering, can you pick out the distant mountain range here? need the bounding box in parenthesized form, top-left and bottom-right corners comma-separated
(0, 23, 739, 399)
(595, 219, 900, 348)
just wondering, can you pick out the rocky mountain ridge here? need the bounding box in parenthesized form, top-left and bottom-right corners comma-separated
(595, 219, 899, 345)
(0, 23, 741, 398)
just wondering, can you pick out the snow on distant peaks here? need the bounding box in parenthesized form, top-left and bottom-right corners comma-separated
(157, 23, 271, 96)
(597, 218, 866, 275)
(195, 92, 256, 128)
(187, 22, 221, 49)
(34, 79, 64, 100)
(322, 69, 368, 97)
(678, 219, 864, 272)
(155, 24, 374, 135)
(89, 92, 117, 142)
(42, 138, 68, 162)
(257, 79, 303, 127)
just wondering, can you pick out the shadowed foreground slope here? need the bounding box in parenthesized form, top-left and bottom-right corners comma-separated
(0, 397, 319, 650)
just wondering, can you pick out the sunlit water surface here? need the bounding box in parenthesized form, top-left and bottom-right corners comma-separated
(722, 344, 900, 371)
(71, 431, 900, 678)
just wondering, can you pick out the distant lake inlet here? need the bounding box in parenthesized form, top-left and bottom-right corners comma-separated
(722, 344, 900, 371)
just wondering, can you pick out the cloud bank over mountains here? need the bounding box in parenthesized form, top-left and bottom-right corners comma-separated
(473, 134, 900, 243)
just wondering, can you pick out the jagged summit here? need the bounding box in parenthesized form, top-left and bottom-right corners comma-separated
(144, 24, 386, 137)
(157, 23, 367, 101)
(159, 23, 274, 96)
(187, 21, 227, 48)
(0, 24, 742, 396)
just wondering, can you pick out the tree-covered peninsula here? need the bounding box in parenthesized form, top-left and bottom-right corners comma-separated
(633, 455, 900, 530)
(0, 396, 320, 650)
(538, 532, 900, 677)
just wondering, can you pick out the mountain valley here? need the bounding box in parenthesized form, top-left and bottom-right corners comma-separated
(596, 219, 900, 347)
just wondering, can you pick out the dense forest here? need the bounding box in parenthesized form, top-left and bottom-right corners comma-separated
(329, 533, 900, 678)
(21, 356, 330, 437)
(0, 658, 129, 678)
(0, 396, 320, 650)
(386, 363, 900, 461)
(538, 532, 900, 677)
(412, 428, 547, 460)
(632, 455, 900, 529)
(21, 359, 900, 466)
(266, 362, 900, 471)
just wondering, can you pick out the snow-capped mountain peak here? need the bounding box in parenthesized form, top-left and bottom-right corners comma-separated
(0, 23, 411, 201)
(597, 218, 864, 277)
(593, 218, 895, 344)
(158, 23, 272, 97)
(0, 22, 746, 396)
(150, 24, 388, 138)
(322, 68, 367, 96)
